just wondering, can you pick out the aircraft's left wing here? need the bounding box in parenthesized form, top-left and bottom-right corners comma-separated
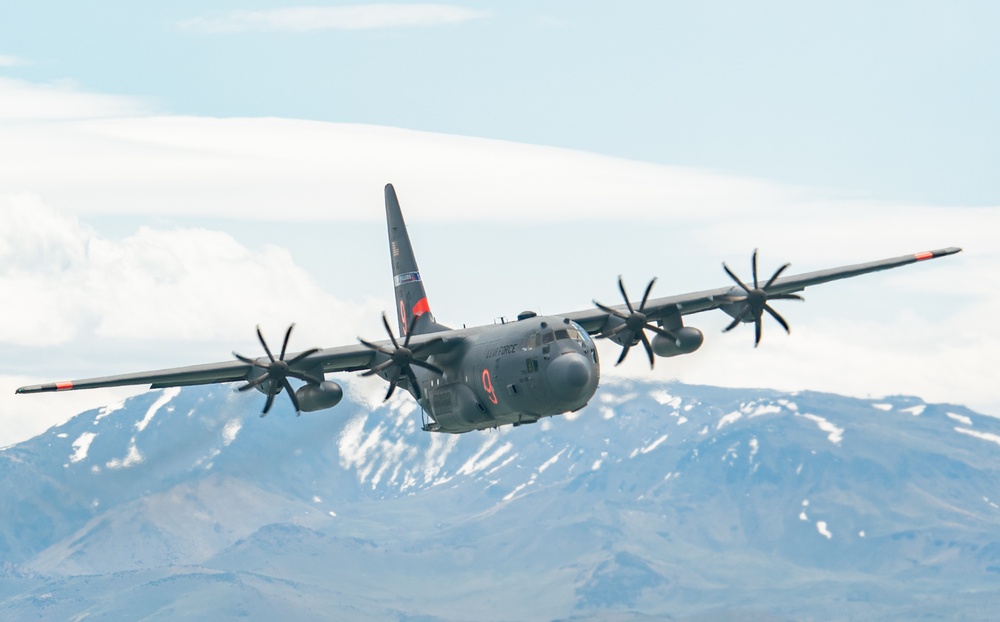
(14, 343, 374, 394)
(562, 247, 962, 334)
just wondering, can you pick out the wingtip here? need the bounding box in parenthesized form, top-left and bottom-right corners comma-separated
(16, 381, 74, 394)
(916, 247, 963, 261)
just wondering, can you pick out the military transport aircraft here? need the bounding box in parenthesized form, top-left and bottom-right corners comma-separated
(17, 185, 961, 434)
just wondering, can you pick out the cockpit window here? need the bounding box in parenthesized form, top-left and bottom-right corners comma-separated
(531, 323, 593, 348)
(522, 331, 541, 350)
(554, 325, 590, 346)
(569, 321, 593, 345)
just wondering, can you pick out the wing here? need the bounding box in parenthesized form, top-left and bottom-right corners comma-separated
(15, 335, 456, 395)
(563, 247, 962, 334)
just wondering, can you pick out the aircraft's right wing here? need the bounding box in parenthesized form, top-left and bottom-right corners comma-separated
(562, 247, 962, 334)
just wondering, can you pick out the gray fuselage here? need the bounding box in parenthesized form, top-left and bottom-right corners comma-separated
(379, 315, 600, 433)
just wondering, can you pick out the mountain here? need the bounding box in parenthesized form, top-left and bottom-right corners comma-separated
(2, 379, 999, 620)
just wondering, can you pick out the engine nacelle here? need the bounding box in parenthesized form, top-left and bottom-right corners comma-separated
(295, 381, 344, 412)
(651, 327, 704, 358)
(601, 316, 634, 346)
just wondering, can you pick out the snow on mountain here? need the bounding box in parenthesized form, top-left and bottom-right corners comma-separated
(2, 379, 1000, 620)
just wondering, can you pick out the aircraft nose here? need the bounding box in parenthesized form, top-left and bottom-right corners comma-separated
(547, 352, 593, 399)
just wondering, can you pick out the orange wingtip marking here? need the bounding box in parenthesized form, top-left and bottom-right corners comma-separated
(55, 381, 74, 391)
(915, 251, 934, 260)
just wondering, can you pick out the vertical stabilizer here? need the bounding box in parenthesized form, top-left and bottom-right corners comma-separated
(385, 184, 447, 336)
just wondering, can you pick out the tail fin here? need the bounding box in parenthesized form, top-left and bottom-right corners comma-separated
(385, 184, 448, 336)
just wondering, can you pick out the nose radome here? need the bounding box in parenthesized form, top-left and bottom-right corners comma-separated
(547, 352, 593, 399)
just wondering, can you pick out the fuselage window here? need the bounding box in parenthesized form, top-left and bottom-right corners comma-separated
(542, 332, 555, 344)
(554, 329, 570, 340)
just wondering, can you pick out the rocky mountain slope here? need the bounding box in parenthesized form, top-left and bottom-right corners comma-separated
(2, 379, 999, 620)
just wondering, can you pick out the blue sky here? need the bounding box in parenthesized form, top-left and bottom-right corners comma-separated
(3, 1, 997, 205)
(0, 2, 997, 443)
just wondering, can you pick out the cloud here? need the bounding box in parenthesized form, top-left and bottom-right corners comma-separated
(0, 76, 149, 121)
(0, 55, 32, 67)
(0, 112, 798, 225)
(0, 194, 383, 348)
(178, 4, 490, 33)
(0, 193, 386, 446)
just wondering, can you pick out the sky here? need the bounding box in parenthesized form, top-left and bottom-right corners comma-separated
(1, 1, 997, 445)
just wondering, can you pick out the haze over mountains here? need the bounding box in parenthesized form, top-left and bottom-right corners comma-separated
(2, 379, 999, 620)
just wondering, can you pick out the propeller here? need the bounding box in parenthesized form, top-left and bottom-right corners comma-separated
(594, 276, 677, 369)
(359, 313, 444, 401)
(233, 324, 319, 417)
(721, 249, 804, 347)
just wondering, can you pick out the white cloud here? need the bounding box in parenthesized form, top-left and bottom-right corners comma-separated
(0, 194, 382, 347)
(179, 4, 490, 33)
(0, 77, 149, 121)
(0, 194, 385, 445)
(0, 55, 32, 67)
(0, 112, 802, 224)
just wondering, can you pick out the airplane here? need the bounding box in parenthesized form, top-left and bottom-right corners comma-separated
(16, 184, 962, 434)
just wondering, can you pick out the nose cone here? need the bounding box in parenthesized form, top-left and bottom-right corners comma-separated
(547, 352, 594, 400)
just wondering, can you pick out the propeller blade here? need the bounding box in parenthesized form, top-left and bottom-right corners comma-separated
(404, 366, 422, 400)
(359, 311, 445, 402)
(403, 312, 426, 347)
(615, 341, 632, 366)
(285, 347, 319, 366)
(358, 338, 394, 356)
(381, 313, 400, 349)
(595, 301, 629, 321)
(646, 323, 677, 340)
(764, 304, 791, 334)
(723, 306, 749, 332)
(261, 389, 277, 417)
(411, 359, 444, 375)
(764, 263, 791, 289)
(233, 353, 270, 370)
(256, 326, 276, 363)
(287, 371, 319, 384)
(233, 323, 321, 416)
(723, 263, 752, 293)
(639, 277, 657, 311)
(597, 276, 676, 367)
(370, 359, 397, 374)
(279, 323, 295, 360)
(282, 377, 301, 413)
(721, 251, 800, 346)
(384, 367, 402, 401)
(640, 332, 655, 369)
(238, 374, 271, 392)
(410, 337, 445, 355)
(608, 323, 631, 338)
(618, 276, 636, 314)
